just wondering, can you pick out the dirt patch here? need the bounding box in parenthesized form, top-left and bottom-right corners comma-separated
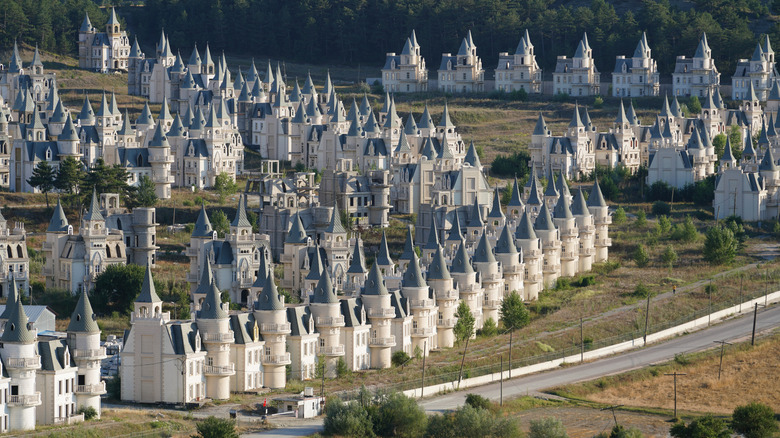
(514, 406, 671, 438)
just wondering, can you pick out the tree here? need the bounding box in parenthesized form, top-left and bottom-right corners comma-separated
(464, 394, 492, 411)
(661, 245, 678, 268)
(712, 133, 727, 160)
(194, 416, 238, 438)
(391, 350, 411, 367)
(454, 301, 476, 345)
(213, 172, 238, 203)
(55, 156, 85, 196)
(635, 209, 647, 227)
(732, 402, 778, 438)
(210, 210, 230, 237)
(90, 264, 146, 315)
(688, 96, 702, 114)
(613, 207, 627, 225)
(128, 175, 158, 208)
(671, 216, 699, 243)
(634, 244, 650, 268)
(610, 425, 645, 438)
(479, 317, 498, 337)
(27, 161, 56, 207)
(81, 159, 133, 205)
(656, 215, 672, 235)
(670, 415, 730, 438)
(324, 398, 375, 438)
(500, 291, 530, 331)
(529, 417, 569, 438)
(427, 404, 519, 438)
(703, 225, 738, 265)
(373, 392, 428, 438)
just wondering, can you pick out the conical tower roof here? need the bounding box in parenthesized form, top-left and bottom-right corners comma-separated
(438, 102, 455, 128)
(418, 104, 434, 129)
(534, 203, 557, 232)
(135, 264, 161, 304)
(508, 177, 524, 207)
(467, 197, 484, 227)
(198, 278, 228, 320)
(424, 217, 441, 250)
(194, 257, 215, 296)
(473, 230, 496, 263)
(553, 193, 573, 219)
(48, 198, 70, 232)
(402, 251, 427, 288)
(83, 188, 104, 222)
(487, 186, 505, 219)
(1, 291, 34, 344)
(447, 210, 464, 242)
(312, 270, 339, 304)
(363, 263, 388, 296)
(464, 141, 481, 167)
(570, 186, 591, 216)
(450, 241, 474, 274)
(0, 279, 18, 320)
(286, 213, 308, 244)
(255, 270, 284, 311)
(67, 289, 100, 333)
(192, 203, 213, 237)
(136, 102, 154, 126)
(496, 225, 518, 254)
(376, 230, 394, 267)
(305, 248, 324, 281)
(515, 210, 537, 240)
(231, 194, 252, 228)
(587, 180, 607, 207)
(533, 112, 548, 135)
(347, 237, 367, 274)
(399, 226, 415, 263)
(79, 95, 95, 124)
(426, 246, 451, 280)
(325, 204, 346, 234)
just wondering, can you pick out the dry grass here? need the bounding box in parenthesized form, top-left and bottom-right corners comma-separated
(555, 332, 780, 415)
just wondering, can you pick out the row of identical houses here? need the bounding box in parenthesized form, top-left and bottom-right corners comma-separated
(0, 43, 243, 196)
(120, 172, 612, 404)
(382, 30, 778, 100)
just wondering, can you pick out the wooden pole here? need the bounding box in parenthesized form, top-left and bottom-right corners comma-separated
(508, 330, 513, 379)
(457, 337, 470, 389)
(714, 340, 731, 380)
(421, 341, 426, 398)
(665, 372, 686, 418)
(643, 292, 651, 346)
(580, 317, 584, 363)
(500, 355, 503, 406)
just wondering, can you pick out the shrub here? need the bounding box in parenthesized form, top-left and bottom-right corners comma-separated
(106, 375, 121, 400)
(670, 415, 729, 438)
(391, 350, 411, 367)
(194, 416, 238, 438)
(427, 404, 519, 438)
(336, 357, 350, 378)
(687, 96, 702, 114)
(529, 417, 569, 438)
(370, 81, 384, 94)
(78, 406, 98, 420)
(500, 291, 530, 331)
(373, 392, 428, 438)
(324, 398, 375, 438)
(656, 215, 672, 235)
(635, 210, 647, 227)
(491, 151, 531, 178)
(610, 425, 645, 438)
(356, 82, 371, 93)
(652, 201, 671, 216)
(634, 244, 650, 268)
(671, 216, 699, 243)
(478, 317, 498, 337)
(632, 282, 651, 298)
(703, 225, 738, 265)
(593, 95, 604, 108)
(661, 245, 678, 268)
(732, 402, 779, 438)
(572, 275, 596, 287)
(465, 393, 492, 411)
(613, 207, 627, 225)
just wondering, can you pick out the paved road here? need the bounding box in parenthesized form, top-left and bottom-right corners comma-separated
(243, 303, 780, 436)
(420, 302, 780, 413)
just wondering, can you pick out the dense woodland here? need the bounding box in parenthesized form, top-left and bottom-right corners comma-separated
(1, 0, 780, 80)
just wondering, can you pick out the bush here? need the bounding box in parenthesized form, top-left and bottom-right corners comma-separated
(195, 416, 238, 438)
(212, 172, 238, 204)
(391, 350, 411, 367)
(703, 225, 738, 265)
(671, 216, 699, 243)
(656, 215, 672, 235)
(670, 415, 729, 438)
(572, 275, 596, 287)
(593, 95, 604, 108)
(613, 207, 627, 225)
(688, 96, 702, 114)
(529, 416, 569, 438)
(465, 393, 492, 411)
(652, 201, 671, 216)
(491, 151, 531, 178)
(106, 376, 120, 400)
(661, 245, 678, 268)
(610, 425, 645, 438)
(427, 404, 519, 438)
(478, 317, 498, 337)
(634, 244, 650, 268)
(337, 357, 350, 377)
(324, 398, 375, 438)
(78, 406, 98, 420)
(635, 210, 647, 227)
(91, 264, 147, 315)
(373, 392, 428, 438)
(632, 282, 651, 298)
(732, 402, 778, 438)
(370, 81, 384, 94)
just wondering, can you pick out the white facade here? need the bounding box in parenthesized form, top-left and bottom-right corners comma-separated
(553, 33, 600, 97)
(494, 30, 542, 94)
(612, 33, 660, 98)
(672, 33, 720, 98)
(381, 31, 428, 93)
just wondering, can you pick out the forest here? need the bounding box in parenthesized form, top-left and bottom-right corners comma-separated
(1, 0, 779, 79)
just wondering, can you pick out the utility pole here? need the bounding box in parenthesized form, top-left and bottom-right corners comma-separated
(714, 340, 731, 380)
(740, 274, 743, 313)
(752, 303, 766, 346)
(600, 405, 622, 427)
(457, 337, 470, 390)
(500, 355, 503, 406)
(580, 317, 584, 363)
(508, 330, 513, 379)
(643, 292, 652, 346)
(708, 281, 712, 326)
(321, 360, 325, 398)
(665, 372, 686, 418)
(421, 341, 426, 398)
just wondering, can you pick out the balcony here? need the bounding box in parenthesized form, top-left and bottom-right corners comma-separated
(578, 224, 596, 233)
(8, 393, 41, 407)
(436, 290, 458, 301)
(73, 347, 107, 360)
(409, 299, 435, 309)
(525, 273, 544, 283)
(131, 311, 171, 323)
(369, 336, 396, 347)
(579, 247, 596, 256)
(53, 414, 84, 425)
(595, 217, 612, 225)
(318, 345, 345, 356)
(503, 265, 523, 275)
(543, 263, 561, 273)
(483, 299, 503, 309)
(560, 251, 578, 261)
(482, 273, 503, 282)
(411, 327, 436, 337)
(437, 318, 457, 328)
(6, 356, 41, 370)
(541, 241, 561, 250)
(367, 308, 396, 318)
(75, 381, 107, 395)
(263, 353, 292, 365)
(260, 323, 291, 334)
(560, 229, 578, 239)
(523, 249, 542, 258)
(203, 363, 236, 376)
(595, 238, 612, 246)
(201, 332, 235, 343)
(315, 316, 345, 327)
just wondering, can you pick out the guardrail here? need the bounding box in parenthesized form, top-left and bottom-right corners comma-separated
(369, 336, 396, 347)
(263, 353, 291, 365)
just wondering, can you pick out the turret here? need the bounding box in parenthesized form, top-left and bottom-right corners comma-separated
(196, 277, 234, 400)
(427, 246, 456, 349)
(345, 236, 367, 296)
(553, 192, 579, 277)
(67, 289, 106, 417)
(571, 187, 595, 273)
(401, 251, 436, 356)
(449, 241, 483, 329)
(472, 230, 502, 324)
(361, 263, 395, 368)
(587, 180, 611, 262)
(534, 203, 560, 287)
(253, 271, 290, 388)
(309, 271, 345, 376)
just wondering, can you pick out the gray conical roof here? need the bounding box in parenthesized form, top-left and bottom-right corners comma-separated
(473, 231, 496, 263)
(50, 100, 67, 124)
(450, 241, 474, 274)
(508, 177, 523, 207)
(67, 289, 100, 333)
(194, 257, 215, 296)
(402, 251, 427, 288)
(255, 271, 284, 311)
(447, 210, 464, 242)
(438, 102, 455, 128)
(721, 137, 735, 163)
(425, 217, 441, 250)
(231, 194, 252, 228)
(544, 170, 559, 198)
(135, 264, 161, 303)
(556, 171, 571, 199)
(495, 225, 518, 254)
(616, 100, 629, 125)
(426, 247, 451, 280)
(527, 172, 543, 205)
(404, 112, 418, 136)
(1, 292, 34, 344)
(363, 263, 388, 295)
(467, 198, 484, 227)
(760, 148, 778, 171)
(395, 129, 412, 153)
(83, 188, 104, 222)
(569, 103, 584, 128)
(79, 95, 95, 124)
(587, 180, 607, 207)
(376, 231, 394, 266)
(192, 204, 213, 237)
(148, 121, 170, 148)
(305, 248, 324, 281)
(312, 270, 338, 304)
(347, 237, 367, 274)
(553, 193, 573, 219)
(399, 226, 415, 262)
(515, 210, 537, 240)
(488, 186, 505, 219)
(48, 198, 69, 232)
(80, 13, 93, 32)
(570, 186, 591, 216)
(325, 204, 346, 234)
(285, 213, 308, 244)
(137, 102, 154, 126)
(252, 250, 268, 288)
(464, 141, 481, 168)
(418, 104, 434, 129)
(533, 112, 548, 135)
(360, 94, 372, 117)
(534, 203, 557, 232)
(168, 114, 185, 137)
(188, 44, 202, 66)
(198, 279, 228, 319)
(0, 279, 18, 320)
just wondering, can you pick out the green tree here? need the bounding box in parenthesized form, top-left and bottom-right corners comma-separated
(478, 317, 498, 337)
(703, 225, 738, 265)
(688, 96, 702, 114)
(324, 398, 375, 438)
(712, 133, 727, 160)
(671, 216, 700, 243)
(210, 210, 230, 237)
(661, 245, 678, 268)
(54, 156, 85, 201)
(635, 210, 647, 227)
(213, 172, 238, 203)
(670, 415, 730, 438)
(613, 207, 627, 225)
(373, 392, 427, 438)
(610, 424, 645, 438)
(128, 175, 158, 208)
(500, 291, 530, 331)
(529, 417, 569, 438)
(27, 161, 56, 207)
(634, 244, 650, 268)
(454, 301, 476, 345)
(731, 402, 778, 438)
(391, 350, 411, 367)
(194, 416, 238, 438)
(464, 394, 492, 410)
(90, 264, 146, 315)
(729, 125, 744, 161)
(81, 159, 133, 204)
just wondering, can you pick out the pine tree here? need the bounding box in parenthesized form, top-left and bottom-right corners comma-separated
(27, 161, 56, 207)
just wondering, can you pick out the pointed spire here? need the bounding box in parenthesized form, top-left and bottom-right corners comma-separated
(721, 136, 735, 164)
(402, 250, 427, 288)
(80, 13, 93, 33)
(192, 203, 213, 237)
(59, 114, 79, 142)
(473, 230, 497, 263)
(450, 241, 474, 274)
(0, 278, 18, 320)
(464, 141, 481, 167)
(553, 192, 573, 219)
(616, 99, 629, 125)
(194, 258, 215, 297)
(425, 217, 441, 250)
(347, 237, 367, 274)
(496, 224, 517, 255)
(285, 213, 308, 244)
(79, 95, 95, 124)
(438, 102, 455, 128)
(418, 104, 434, 129)
(376, 231, 394, 267)
(312, 270, 339, 304)
(533, 112, 548, 135)
(556, 171, 571, 199)
(587, 180, 608, 207)
(399, 226, 415, 263)
(1, 289, 34, 344)
(404, 112, 418, 136)
(534, 203, 557, 232)
(426, 246, 451, 280)
(136, 102, 154, 126)
(508, 177, 524, 207)
(136, 264, 161, 303)
(30, 45, 43, 67)
(467, 197, 484, 228)
(760, 147, 778, 172)
(256, 269, 284, 311)
(569, 102, 584, 128)
(199, 278, 228, 319)
(306, 248, 325, 282)
(488, 186, 505, 219)
(68, 289, 100, 333)
(148, 120, 170, 148)
(570, 187, 591, 216)
(325, 203, 346, 234)
(83, 188, 104, 222)
(363, 262, 389, 296)
(515, 210, 537, 240)
(231, 194, 252, 228)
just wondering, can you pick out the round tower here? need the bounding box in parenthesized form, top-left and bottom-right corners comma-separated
(67, 290, 107, 417)
(515, 211, 542, 300)
(253, 272, 290, 389)
(571, 187, 595, 273)
(449, 241, 483, 329)
(553, 192, 579, 278)
(472, 230, 503, 324)
(344, 237, 367, 296)
(196, 280, 235, 400)
(534, 204, 561, 288)
(361, 263, 396, 368)
(427, 247, 456, 350)
(587, 180, 611, 262)
(495, 224, 524, 299)
(400, 251, 436, 356)
(309, 271, 345, 377)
